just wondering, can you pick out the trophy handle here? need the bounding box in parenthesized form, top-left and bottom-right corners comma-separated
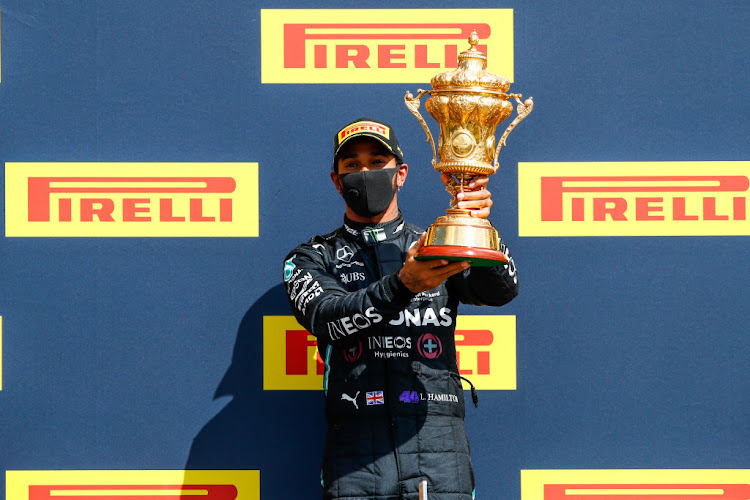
(493, 94, 534, 169)
(405, 90, 438, 168)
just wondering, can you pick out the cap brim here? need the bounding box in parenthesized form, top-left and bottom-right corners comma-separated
(334, 133, 401, 161)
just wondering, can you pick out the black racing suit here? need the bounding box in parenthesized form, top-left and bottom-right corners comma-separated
(283, 213, 518, 500)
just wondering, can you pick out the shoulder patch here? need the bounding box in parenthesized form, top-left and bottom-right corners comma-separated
(283, 255, 296, 282)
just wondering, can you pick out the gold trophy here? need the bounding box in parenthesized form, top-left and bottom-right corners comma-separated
(405, 30, 533, 266)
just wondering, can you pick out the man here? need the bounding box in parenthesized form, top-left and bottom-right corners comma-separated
(283, 117, 518, 500)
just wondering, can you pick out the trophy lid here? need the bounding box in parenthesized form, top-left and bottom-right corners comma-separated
(430, 30, 510, 94)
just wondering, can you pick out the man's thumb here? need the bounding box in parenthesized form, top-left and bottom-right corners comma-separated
(409, 232, 427, 255)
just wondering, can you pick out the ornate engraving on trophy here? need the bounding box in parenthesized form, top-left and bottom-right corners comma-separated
(405, 30, 533, 266)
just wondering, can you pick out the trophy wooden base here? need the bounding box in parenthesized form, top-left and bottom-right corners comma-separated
(415, 211, 509, 267)
(415, 245, 508, 267)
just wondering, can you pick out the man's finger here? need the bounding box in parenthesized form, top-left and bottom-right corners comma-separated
(407, 233, 427, 258)
(468, 175, 490, 189)
(431, 260, 470, 278)
(413, 232, 427, 250)
(457, 188, 491, 201)
(416, 257, 452, 270)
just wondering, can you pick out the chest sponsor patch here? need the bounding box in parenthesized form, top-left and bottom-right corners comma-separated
(368, 335, 412, 359)
(417, 333, 443, 359)
(366, 391, 384, 405)
(339, 271, 366, 284)
(336, 245, 354, 262)
(340, 391, 360, 409)
(342, 342, 363, 362)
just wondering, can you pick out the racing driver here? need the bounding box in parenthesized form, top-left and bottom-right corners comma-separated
(282, 117, 519, 500)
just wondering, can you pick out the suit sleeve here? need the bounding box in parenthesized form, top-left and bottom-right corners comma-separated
(283, 245, 416, 344)
(448, 235, 519, 306)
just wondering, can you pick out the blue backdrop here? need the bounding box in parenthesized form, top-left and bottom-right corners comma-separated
(0, 1, 748, 499)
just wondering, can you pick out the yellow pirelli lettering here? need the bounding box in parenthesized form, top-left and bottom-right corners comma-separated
(263, 315, 516, 391)
(261, 9, 514, 84)
(5, 470, 260, 500)
(5, 163, 259, 237)
(521, 469, 750, 500)
(263, 316, 324, 391)
(454, 315, 516, 390)
(518, 161, 750, 236)
(339, 121, 390, 141)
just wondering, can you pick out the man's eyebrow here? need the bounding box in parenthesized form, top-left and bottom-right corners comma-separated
(340, 150, 391, 160)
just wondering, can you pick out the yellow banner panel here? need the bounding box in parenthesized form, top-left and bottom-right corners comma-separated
(261, 9, 514, 84)
(518, 162, 750, 236)
(5, 163, 259, 237)
(6, 470, 260, 500)
(522, 469, 750, 500)
(263, 315, 516, 390)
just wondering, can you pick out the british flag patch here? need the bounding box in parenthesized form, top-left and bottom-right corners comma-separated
(366, 391, 384, 405)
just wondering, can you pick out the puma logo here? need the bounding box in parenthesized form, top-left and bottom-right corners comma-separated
(341, 391, 360, 409)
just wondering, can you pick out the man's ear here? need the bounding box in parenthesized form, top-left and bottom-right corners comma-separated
(330, 171, 343, 194)
(396, 163, 408, 187)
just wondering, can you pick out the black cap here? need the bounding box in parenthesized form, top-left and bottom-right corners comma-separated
(333, 117, 404, 169)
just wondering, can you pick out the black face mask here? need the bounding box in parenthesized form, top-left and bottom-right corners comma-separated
(339, 168, 399, 218)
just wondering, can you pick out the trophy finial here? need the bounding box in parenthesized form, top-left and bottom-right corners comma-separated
(468, 29, 480, 47)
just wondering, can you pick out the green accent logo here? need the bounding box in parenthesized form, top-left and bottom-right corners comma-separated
(283, 255, 296, 282)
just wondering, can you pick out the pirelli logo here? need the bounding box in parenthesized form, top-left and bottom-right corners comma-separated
(521, 469, 750, 500)
(518, 162, 750, 236)
(6, 470, 260, 500)
(4, 163, 259, 237)
(339, 121, 390, 142)
(260, 9, 514, 83)
(263, 315, 516, 390)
